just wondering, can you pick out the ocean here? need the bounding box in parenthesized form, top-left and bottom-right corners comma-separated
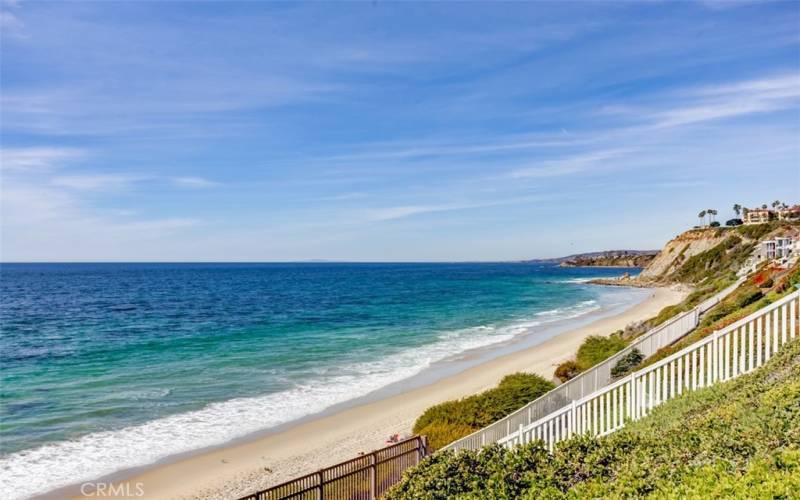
(0, 263, 645, 497)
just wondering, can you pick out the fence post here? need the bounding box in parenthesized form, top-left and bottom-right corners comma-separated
(369, 452, 377, 500)
(317, 470, 324, 500)
(711, 331, 719, 383)
(628, 373, 636, 420)
(569, 400, 577, 437)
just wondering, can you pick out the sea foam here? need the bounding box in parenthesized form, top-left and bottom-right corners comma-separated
(0, 299, 606, 499)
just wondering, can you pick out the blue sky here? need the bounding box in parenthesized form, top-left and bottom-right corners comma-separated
(1, 1, 798, 261)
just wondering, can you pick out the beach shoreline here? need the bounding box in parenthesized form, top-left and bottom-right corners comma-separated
(60, 284, 687, 500)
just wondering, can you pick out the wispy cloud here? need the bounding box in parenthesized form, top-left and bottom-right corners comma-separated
(1, 147, 86, 172)
(650, 74, 800, 129)
(0, 8, 25, 39)
(507, 148, 635, 179)
(171, 176, 218, 188)
(51, 174, 149, 191)
(323, 136, 582, 163)
(363, 203, 479, 222)
(363, 195, 545, 222)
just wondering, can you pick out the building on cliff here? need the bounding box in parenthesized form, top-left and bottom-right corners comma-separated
(744, 205, 800, 225)
(743, 208, 774, 225)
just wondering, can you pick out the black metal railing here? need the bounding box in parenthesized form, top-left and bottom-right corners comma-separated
(239, 435, 428, 500)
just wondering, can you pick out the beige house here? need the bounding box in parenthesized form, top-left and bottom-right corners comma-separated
(777, 205, 800, 221)
(744, 208, 774, 225)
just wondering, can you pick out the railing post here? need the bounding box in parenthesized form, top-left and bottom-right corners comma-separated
(569, 399, 577, 437)
(628, 373, 636, 420)
(369, 452, 377, 500)
(317, 470, 324, 500)
(712, 331, 719, 383)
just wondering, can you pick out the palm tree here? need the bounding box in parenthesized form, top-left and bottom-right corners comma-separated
(733, 204, 742, 216)
(698, 210, 707, 227)
(772, 200, 782, 209)
(709, 209, 718, 223)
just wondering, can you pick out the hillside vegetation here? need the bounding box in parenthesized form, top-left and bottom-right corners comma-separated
(559, 221, 800, 381)
(559, 250, 657, 268)
(631, 261, 800, 373)
(388, 338, 800, 499)
(413, 373, 554, 451)
(639, 221, 798, 284)
(413, 221, 799, 450)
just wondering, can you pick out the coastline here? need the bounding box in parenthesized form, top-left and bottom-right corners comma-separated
(67, 285, 687, 500)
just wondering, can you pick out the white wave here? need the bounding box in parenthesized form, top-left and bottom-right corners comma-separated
(0, 298, 608, 499)
(534, 300, 598, 317)
(557, 277, 603, 284)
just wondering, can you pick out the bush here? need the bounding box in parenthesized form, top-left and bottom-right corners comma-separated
(554, 360, 580, 382)
(388, 339, 800, 499)
(725, 218, 743, 226)
(671, 235, 745, 284)
(575, 335, 627, 370)
(413, 373, 554, 450)
(413, 422, 476, 452)
(736, 222, 775, 240)
(553, 335, 629, 382)
(709, 221, 721, 227)
(610, 348, 644, 378)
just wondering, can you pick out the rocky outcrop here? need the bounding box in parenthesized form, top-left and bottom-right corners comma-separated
(559, 252, 657, 268)
(637, 228, 727, 281)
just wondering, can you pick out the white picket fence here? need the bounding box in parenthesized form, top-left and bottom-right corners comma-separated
(443, 279, 744, 452)
(498, 290, 799, 449)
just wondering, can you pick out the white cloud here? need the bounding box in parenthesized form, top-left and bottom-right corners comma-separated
(363, 195, 546, 222)
(0, 9, 25, 39)
(364, 204, 461, 221)
(508, 148, 635, 179)
(0, 147, 85, 172)
(653, 73, 800, 128)
(51, 174, 149, 191)
(171, 176, 218, 188)
(1, 181, 203, 261)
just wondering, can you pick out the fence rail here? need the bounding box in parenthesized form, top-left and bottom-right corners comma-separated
(238, 436, 427, 500)
(443, 278, 744, 452)
(498, 290, 799, 449)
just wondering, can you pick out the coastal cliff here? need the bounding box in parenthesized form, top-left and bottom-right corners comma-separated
(636, 228, 728, 280)
(595, 221, 800, 287)
(559, 250, 657, 268)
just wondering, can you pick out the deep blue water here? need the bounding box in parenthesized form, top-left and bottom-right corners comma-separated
(0, 262, 642, 497)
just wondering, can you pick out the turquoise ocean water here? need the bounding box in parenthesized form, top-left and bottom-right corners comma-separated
(0, 263, 645, 497)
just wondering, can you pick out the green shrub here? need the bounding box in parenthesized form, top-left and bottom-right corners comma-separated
(554, 360, 580, 382)
(414, 422, 477, 452)
(670, 235, 745, 284)
(736, 221, 776, 240)
(388, 339, 800, 499)
(575, 335, 627, 370)
(736, 288, 764, 308)
(412, 373, 554, 450)
(610, 348, 644, 378)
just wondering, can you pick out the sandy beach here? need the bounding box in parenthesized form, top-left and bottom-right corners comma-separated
(71, 285, 687, 500)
